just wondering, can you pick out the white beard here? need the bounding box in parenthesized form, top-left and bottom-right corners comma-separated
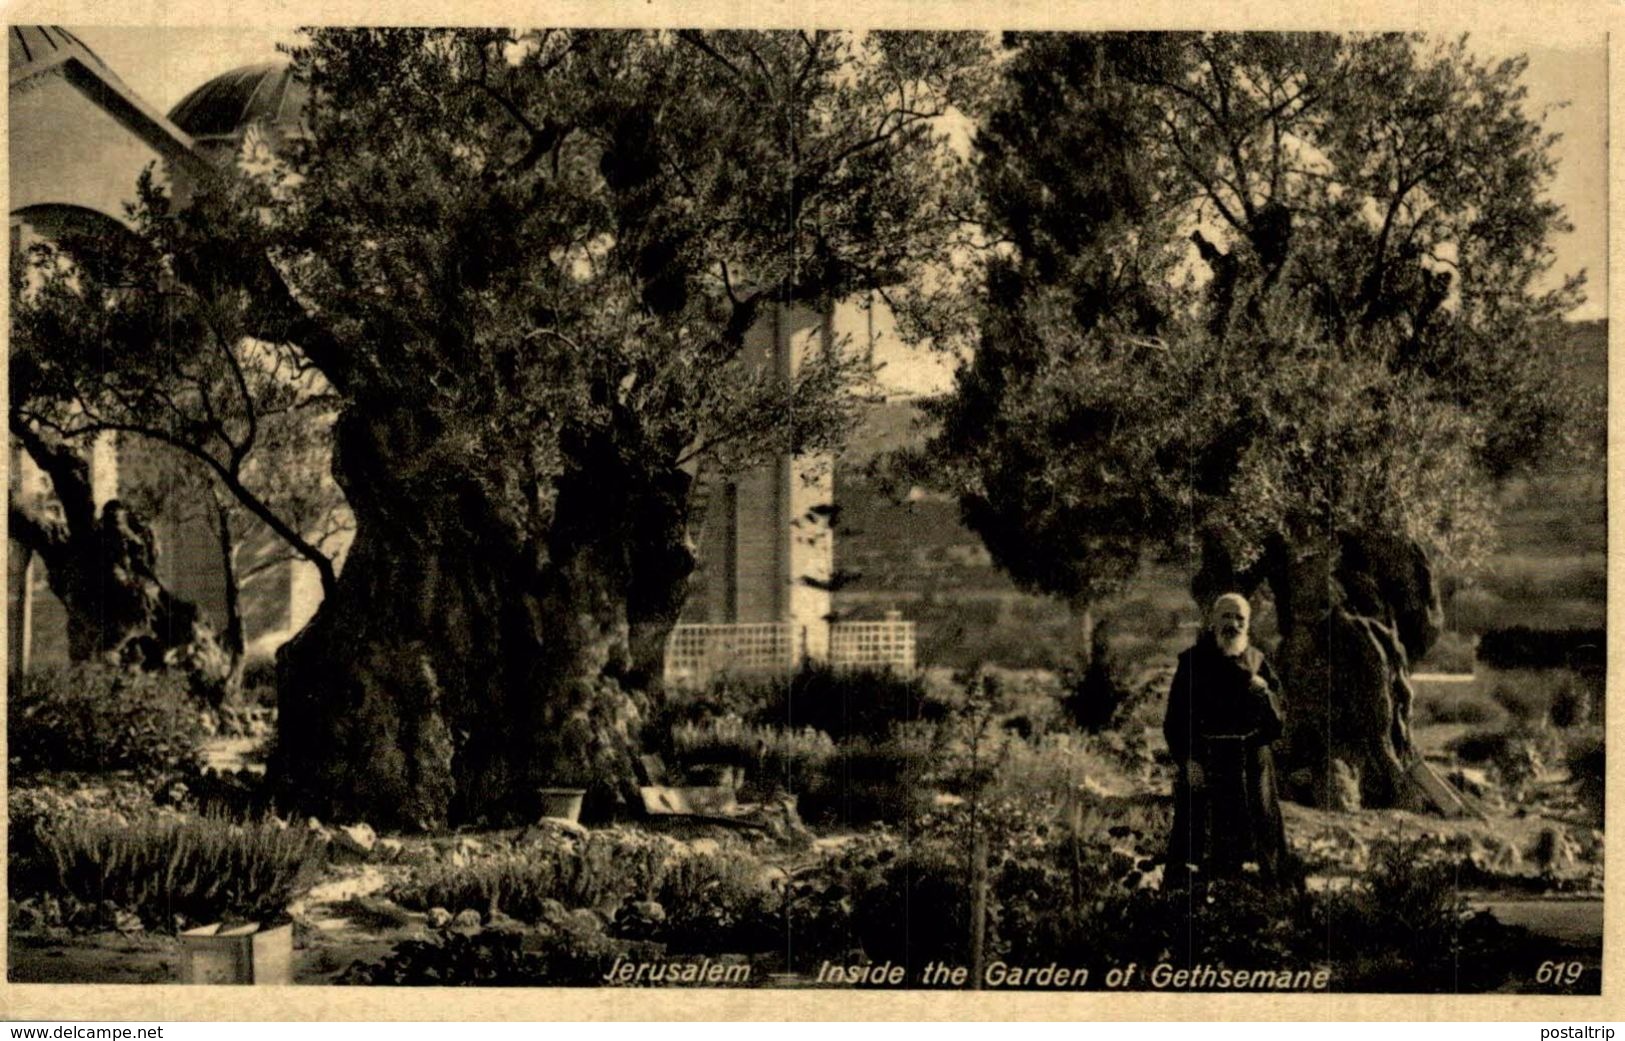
(1217, 631, 1250, 657)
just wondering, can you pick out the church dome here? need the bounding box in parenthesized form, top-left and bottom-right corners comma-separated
(10, 26, 119, 87)
(167, 61, 308, 145)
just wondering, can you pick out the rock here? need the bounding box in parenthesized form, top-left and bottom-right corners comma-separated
(564, 908, 606, 935)
(518, 818, 589, 844)
(306, 817, 332, 842)
(11, 899, 43, 933)
(1469, 835, 1522, 875)
(113, 909, 144, 933)
(451, 909, 484, 930)
(484, 911, 525, 934)
(374, 837, 405, 862)
(426, 907, 453, 929)
(334, 823, 378, 857)
(534, 899, 570, 928)
(1322, 759, 1362, 812)
(395, 843, 438, 867)
(1449, 766, 1492, 797)
(627, 900, 665, 924)
(686, 838, 722, 858)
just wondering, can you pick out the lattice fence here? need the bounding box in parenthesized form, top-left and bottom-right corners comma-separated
(829, 615, 916, 672)
(664, 614, 917, 686)
(663, 623, 796, 686)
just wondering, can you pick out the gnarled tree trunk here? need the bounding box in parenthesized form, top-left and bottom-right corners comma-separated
(9, 426, 230, 703)
(1261, 532, 1471, 815)
(271, 407, 693, 830)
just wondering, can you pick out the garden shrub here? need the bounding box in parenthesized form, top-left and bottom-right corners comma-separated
(755, 662, 942, 743)
(1485, 669, 1565, 728)
(1549, 670, 1602, 728)
(775, 809, 1535, 990)
(1477, 627, 1604, 671)
(13, 812, 320, 932)
(650, 675, 776, 733)
(391, 830, 779, 952)
(1446, 725, 1558, 796)
(848, 842, 977, 970)
(652, 851, 782, 954)
(337, 920, 663, 986)
(9, 664, 205, 775)
(1567, 737, 1604, 824)
(1411, 687, 1506, 727)
(1313, 835, 1479, 991)
(239, 658, 279, 707)
(666, 716, 836, 797)
(796, 732, 939, 826)
(392, 833, 672, 919)
(1414, 629, 1477, 673)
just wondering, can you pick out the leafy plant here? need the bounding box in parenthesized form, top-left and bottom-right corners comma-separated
(755, 663, 943, 743)
(8, 664, 205, 776)
(12, 812, 320, 932)
(1412, 686, 1507, 726)
(653, 853, 782, 954)
(667, 716, 836, 794)
(796, 731, 940, 826)
(1567, 737, 1604, 824)
(336, 920, 658, 986)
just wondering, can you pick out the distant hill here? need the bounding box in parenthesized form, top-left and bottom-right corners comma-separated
(833, 320, 1607, 671)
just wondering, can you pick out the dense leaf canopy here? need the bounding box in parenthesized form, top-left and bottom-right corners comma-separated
(918, 32, 1589, 604)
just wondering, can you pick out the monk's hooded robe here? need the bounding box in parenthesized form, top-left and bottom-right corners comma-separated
(1162, 631, 1291, 886)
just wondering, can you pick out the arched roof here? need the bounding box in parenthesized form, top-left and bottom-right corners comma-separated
(8, 26, 117, 87)
(9, 26, 206, 191)
(168, 61, 308, 143)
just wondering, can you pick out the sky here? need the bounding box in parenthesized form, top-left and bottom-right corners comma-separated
(69, 27, 1610, 395)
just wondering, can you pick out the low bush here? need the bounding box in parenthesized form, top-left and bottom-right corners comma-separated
(1567, 737, 1604, 824)
(651, 676, 776, 732)
(1484, 669, 1560, 728)
(1411, 687, 1506, 727)
(653, 850, 782, 954)
(9, 665, 205, 776)
(239, 658, 279, 708)
(391, 831, 779, 954)
(781, 801, 1544, 991)
(1550, 670, 1603, 728)
(1477, 627, 1604, 671)
(1445, 726, 1557, 797)
(336, 920, 661, 986)
(796, 732, 939, 826)
(666, 716, 836, 797)
(12, 812, 320, 932)
(392, 832, 673, 919)
(1414, 630, 1477, 673)
(756, 663, 943, 743)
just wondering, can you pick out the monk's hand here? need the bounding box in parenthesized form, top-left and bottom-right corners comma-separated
(1249, 674, 1270, 694)
(1185, 762, 1206, 789)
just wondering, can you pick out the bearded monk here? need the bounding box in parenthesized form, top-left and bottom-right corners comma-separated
(1163, 592, 1291, 888)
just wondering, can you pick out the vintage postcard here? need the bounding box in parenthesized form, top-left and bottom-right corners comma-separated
(2, 0, 1618, 1022)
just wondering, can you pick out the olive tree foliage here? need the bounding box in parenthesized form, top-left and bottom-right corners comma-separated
(913, 33, 1589, 810)
(19, 29, 991, 827)
(11, 181, 351, 697)
(118, 417, 351, 694)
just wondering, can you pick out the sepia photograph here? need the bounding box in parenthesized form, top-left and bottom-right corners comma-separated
(3, 15, 1610, 1010)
